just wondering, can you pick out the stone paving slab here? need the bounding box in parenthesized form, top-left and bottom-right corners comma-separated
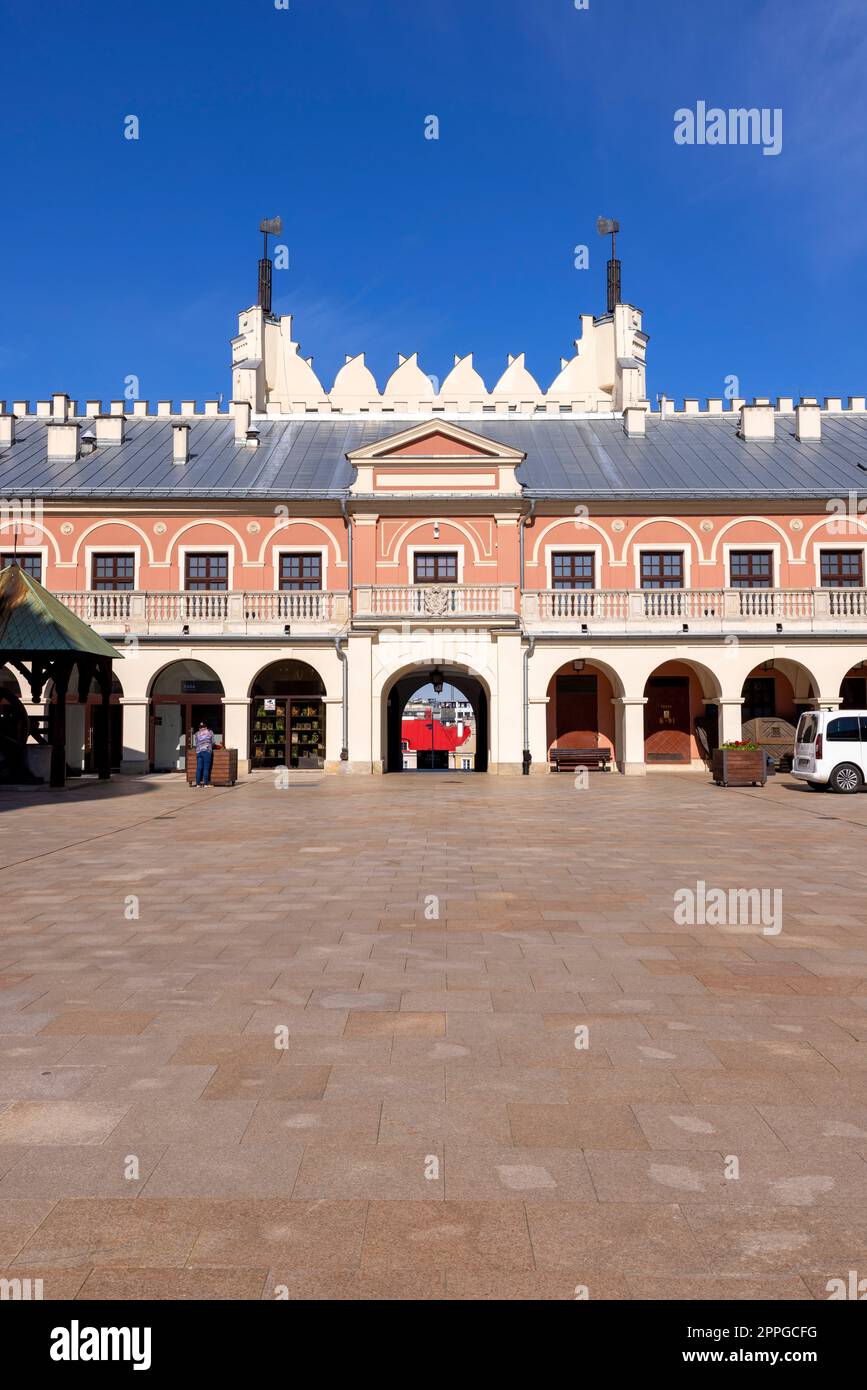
(1, 769, 867, 1299)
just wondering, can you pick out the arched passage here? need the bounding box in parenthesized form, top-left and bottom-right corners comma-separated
(545, 659, 618, 761)
(148, 659, 224, 772)
(248, 658, 326, 769)
(839, 659, 867, 710)
(740, 658, 817, 722)
(643, 659, 722, 766)
(383, 662, 489, 773)
(0, 667, 29, 782)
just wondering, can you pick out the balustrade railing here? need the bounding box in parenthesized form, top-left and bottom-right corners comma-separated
(49, 586, 867, 634)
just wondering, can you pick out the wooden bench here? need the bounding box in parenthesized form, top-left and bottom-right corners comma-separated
(549, 746, 612, 773)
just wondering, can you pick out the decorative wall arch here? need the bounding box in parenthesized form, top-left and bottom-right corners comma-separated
(71, 519, 155, 566)
(164, 519, 250, 565)
(256, 518, 344, 565)
(621, 516, 706, 565)
(799, 514, 867, 562)
(709, 516, 795, 564)
(384, 516, 488, 566)
(0, 519, 62, 564)
(528, 516, 617, 566)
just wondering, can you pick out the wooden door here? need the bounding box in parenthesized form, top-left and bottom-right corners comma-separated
(644, 677, 690, 762)
(555, 675, 598, 748)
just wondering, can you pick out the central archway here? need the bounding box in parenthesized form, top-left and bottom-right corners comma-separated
(383, 663, 489, 773)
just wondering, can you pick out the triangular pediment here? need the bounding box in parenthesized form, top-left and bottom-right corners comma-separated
(346, 419, 525, 465)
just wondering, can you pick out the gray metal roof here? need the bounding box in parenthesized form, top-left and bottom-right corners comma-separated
(1, 413, 867, 500)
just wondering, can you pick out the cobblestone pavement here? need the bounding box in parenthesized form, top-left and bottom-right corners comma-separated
(1, 768, 866, 1300)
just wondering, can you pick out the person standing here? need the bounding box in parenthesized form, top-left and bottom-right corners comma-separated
(193, 721, 215, 787)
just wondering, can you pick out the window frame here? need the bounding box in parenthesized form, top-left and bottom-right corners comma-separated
(85, 545, 140, 592)
(817, 547, 865, 589)
(0, 549, 45, 583)
(182, 550, 231, 592)
(638, 549, 686, 590)
(412, 550, 460, 584)
(90, 551, 137, 591)
(550, 550, 596, 590)
(272, 545, 328, 592)
(728, 549, 774, 589)
(277, 551, 323, 592)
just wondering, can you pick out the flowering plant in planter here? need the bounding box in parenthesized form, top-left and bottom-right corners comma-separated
(712, 740, 767, 786)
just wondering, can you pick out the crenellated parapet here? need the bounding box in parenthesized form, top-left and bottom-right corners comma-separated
(229, 301, 648, 416)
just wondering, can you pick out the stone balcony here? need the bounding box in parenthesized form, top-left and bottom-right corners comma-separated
(353, 584, 519, 623)
(53, 590, 350, 637)
(521, 587, 867, 633)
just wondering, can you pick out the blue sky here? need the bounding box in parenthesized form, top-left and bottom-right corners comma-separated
(1, 0, 865, 406)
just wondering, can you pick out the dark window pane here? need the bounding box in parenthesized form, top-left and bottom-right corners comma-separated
(185, 553, 228, 591)
(821, 551, 863, 587)
(91, 553, 135, 591)
(1, 553, 42, 581)
(797, 713, 818, 744)
(279, 553, 322, 591)
(413, 552, 458, 583)
(641, 551, 683, 589)
(730, 551, 773, 588)
(826, 716, 861, 742)
(551, 552, 594, 589)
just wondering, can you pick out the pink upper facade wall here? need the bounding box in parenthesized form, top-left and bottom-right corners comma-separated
(4, 509, 863, 591)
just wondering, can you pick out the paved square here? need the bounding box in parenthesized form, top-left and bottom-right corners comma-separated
(1, 769, 866, 1300)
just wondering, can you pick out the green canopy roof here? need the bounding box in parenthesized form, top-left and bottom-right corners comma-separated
(0, 563, 122, 659)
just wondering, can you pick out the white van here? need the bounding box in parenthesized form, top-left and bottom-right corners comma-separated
(792, 710, 867, 792)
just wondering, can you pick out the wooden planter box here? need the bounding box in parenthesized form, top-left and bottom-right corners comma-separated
(712, 748, 767, 788)
(185, 746, 238, 786)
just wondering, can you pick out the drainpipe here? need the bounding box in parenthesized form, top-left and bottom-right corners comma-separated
(522, 633, 535, 775)
(334, 635, 348, 761)
(519, 497, 536, 590)
(340, 497, 353, 604)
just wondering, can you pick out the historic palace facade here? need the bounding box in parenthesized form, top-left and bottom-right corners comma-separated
(2, 287, 867, 777)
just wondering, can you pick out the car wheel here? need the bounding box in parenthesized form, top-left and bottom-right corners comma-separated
(830, 763, 862, 794)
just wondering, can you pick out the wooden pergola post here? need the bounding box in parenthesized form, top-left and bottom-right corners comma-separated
(94, 657, 112, 781)
(49, 658, 71, 789)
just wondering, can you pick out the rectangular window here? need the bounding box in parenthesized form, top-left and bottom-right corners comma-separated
(820, 550, 864, 587)
(279, 553, 322, 591)
(730, 550, 773, 588)
(91, 553, 135, 590)
(640, 551, 684, 589)
(414, 552, 458, 583)
(184, 553, 228, 591)
(551, 552, 595, 589)
(1, 553, 42, 582)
